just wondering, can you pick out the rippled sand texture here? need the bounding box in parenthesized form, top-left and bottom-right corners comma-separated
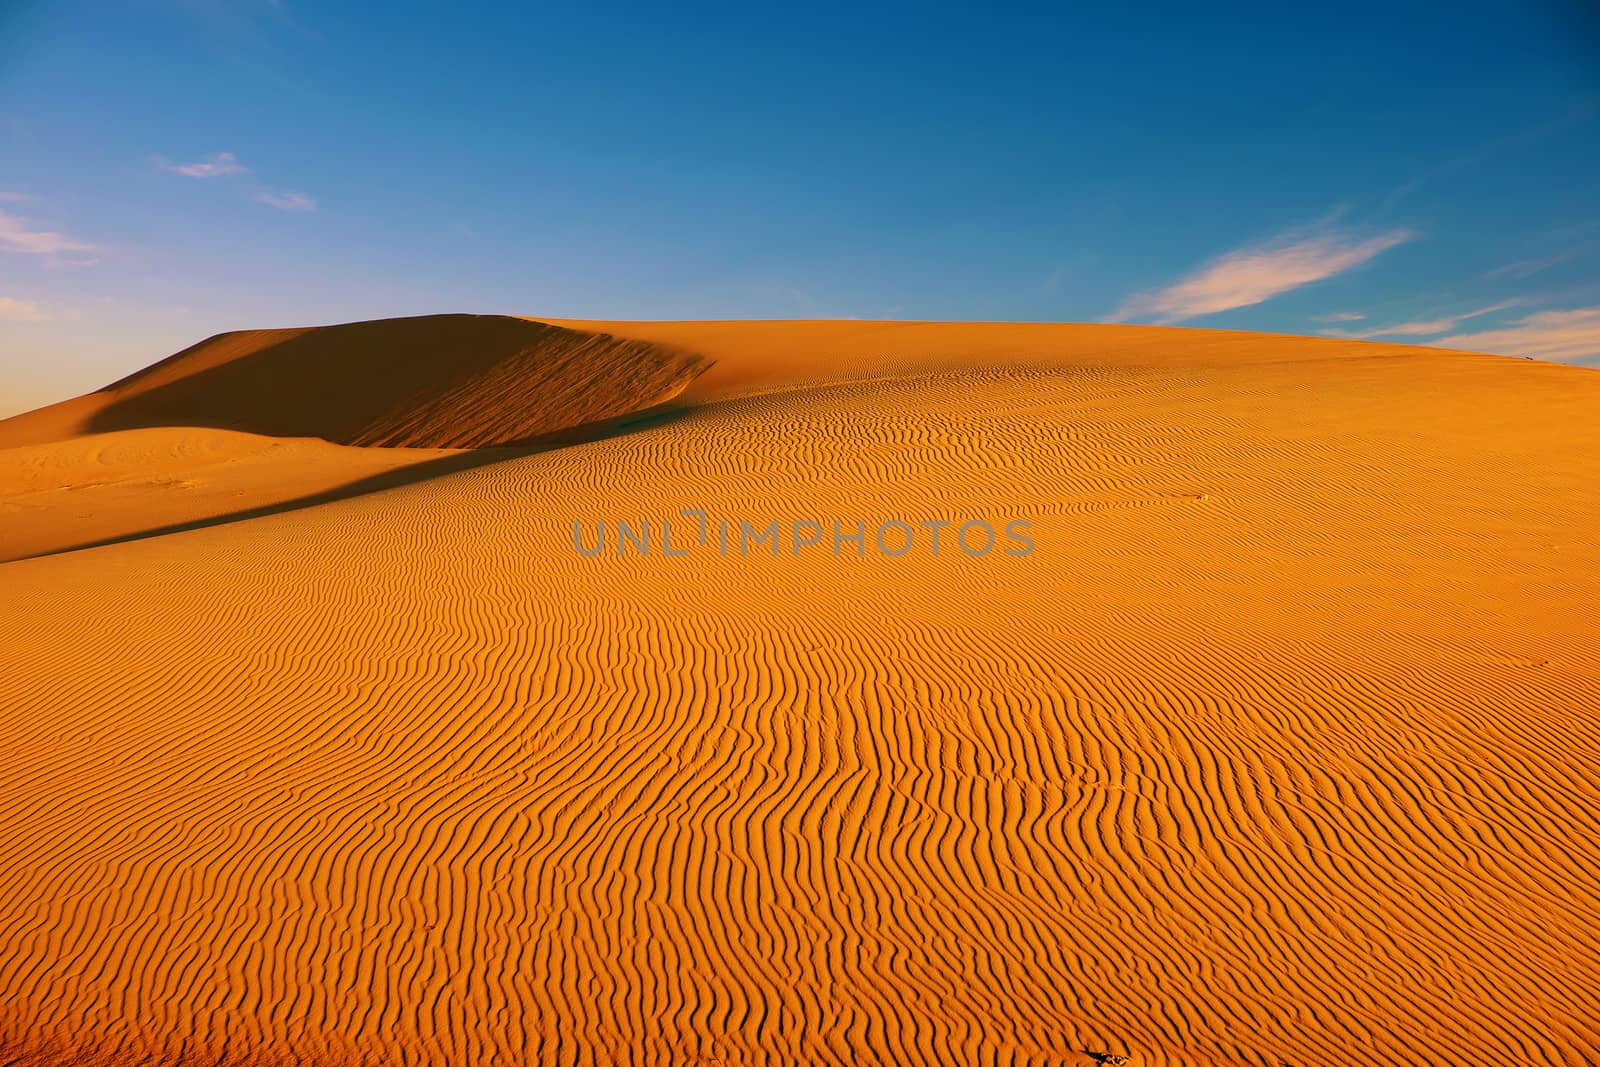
(1, 318, 1597, 1066)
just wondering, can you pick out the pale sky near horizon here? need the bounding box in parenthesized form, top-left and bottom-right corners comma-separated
(2, 0, 1599, 416)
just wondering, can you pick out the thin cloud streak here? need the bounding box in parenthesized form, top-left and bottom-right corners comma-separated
(1346, 301, 1521, 338)
(1377, 97, 1600, 214)
(1432, 307, 1600, 364)
(160, 152, 248, 178)
(1485, 241, 1600, 280)
(1109, 226, 1413, 324)
(0, 208, 98, 257)
(1310, 311, 1365, 322)
(0, 296, 47, 321)
(255, 190, 316, 211)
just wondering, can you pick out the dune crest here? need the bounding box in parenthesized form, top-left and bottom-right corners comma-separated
(0, 314, 712, 450)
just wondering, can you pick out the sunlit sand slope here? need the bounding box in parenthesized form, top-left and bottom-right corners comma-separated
(540, 317, 1480, 401)
(0, 427, 464, 562)
(0, 314, 710, 449)
(0, 322, 1597, 1066)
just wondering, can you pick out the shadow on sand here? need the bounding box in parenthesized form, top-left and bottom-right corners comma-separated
(16, 403, 697, 563)
(82, 314, 712, 449)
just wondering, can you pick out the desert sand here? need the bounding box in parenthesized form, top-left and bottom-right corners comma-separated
(1, 315, 1597, 1066)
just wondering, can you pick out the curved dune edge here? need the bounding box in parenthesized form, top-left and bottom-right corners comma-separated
(533, 317, 1528, 402)
(0, 314, 712, 450)
(1, 321, 1598, 1066)
(0, 427, 468, 563)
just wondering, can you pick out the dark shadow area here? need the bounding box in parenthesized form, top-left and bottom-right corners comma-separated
(83, 314, 712, 449)
(17, 403, 698, 563)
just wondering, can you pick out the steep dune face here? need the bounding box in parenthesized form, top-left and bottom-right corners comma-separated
(0, 314, 711, 449)
(1, 320, 1598, 1067)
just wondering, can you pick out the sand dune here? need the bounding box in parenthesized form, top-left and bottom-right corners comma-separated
(0, 314, 710, 450)
(1, 318, 1597, 1066)
(0, 427, 471, 562)
(539, 317, 1475, 401)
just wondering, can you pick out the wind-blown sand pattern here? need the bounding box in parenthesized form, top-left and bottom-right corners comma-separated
(1, 319, 1597, 1066)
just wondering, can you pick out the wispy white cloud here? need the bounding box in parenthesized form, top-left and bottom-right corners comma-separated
(1485, 241, 1600, 281)
(0, 191, 29, 202)
(0, 296, 47, 321)
(1108, 225, 1414, 324)
(1378, 99, 1600, 214)
(1432, 307, 1600, 364)
(1344, 300, 1521, 338)
(254, 190, 316, 211)
(1310, 311, 1365, 322)
(154, 151, 319, 213)
(177, 0, 321, 73)
(0, 208, 98, 258)
(155, 152, 319, 213)
(160, 151, 249, 178)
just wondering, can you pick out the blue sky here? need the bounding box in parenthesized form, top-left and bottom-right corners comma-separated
(2, 0, 1598, 413)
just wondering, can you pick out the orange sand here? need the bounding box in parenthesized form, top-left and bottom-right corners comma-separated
(0, 317, 1597, 1066)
